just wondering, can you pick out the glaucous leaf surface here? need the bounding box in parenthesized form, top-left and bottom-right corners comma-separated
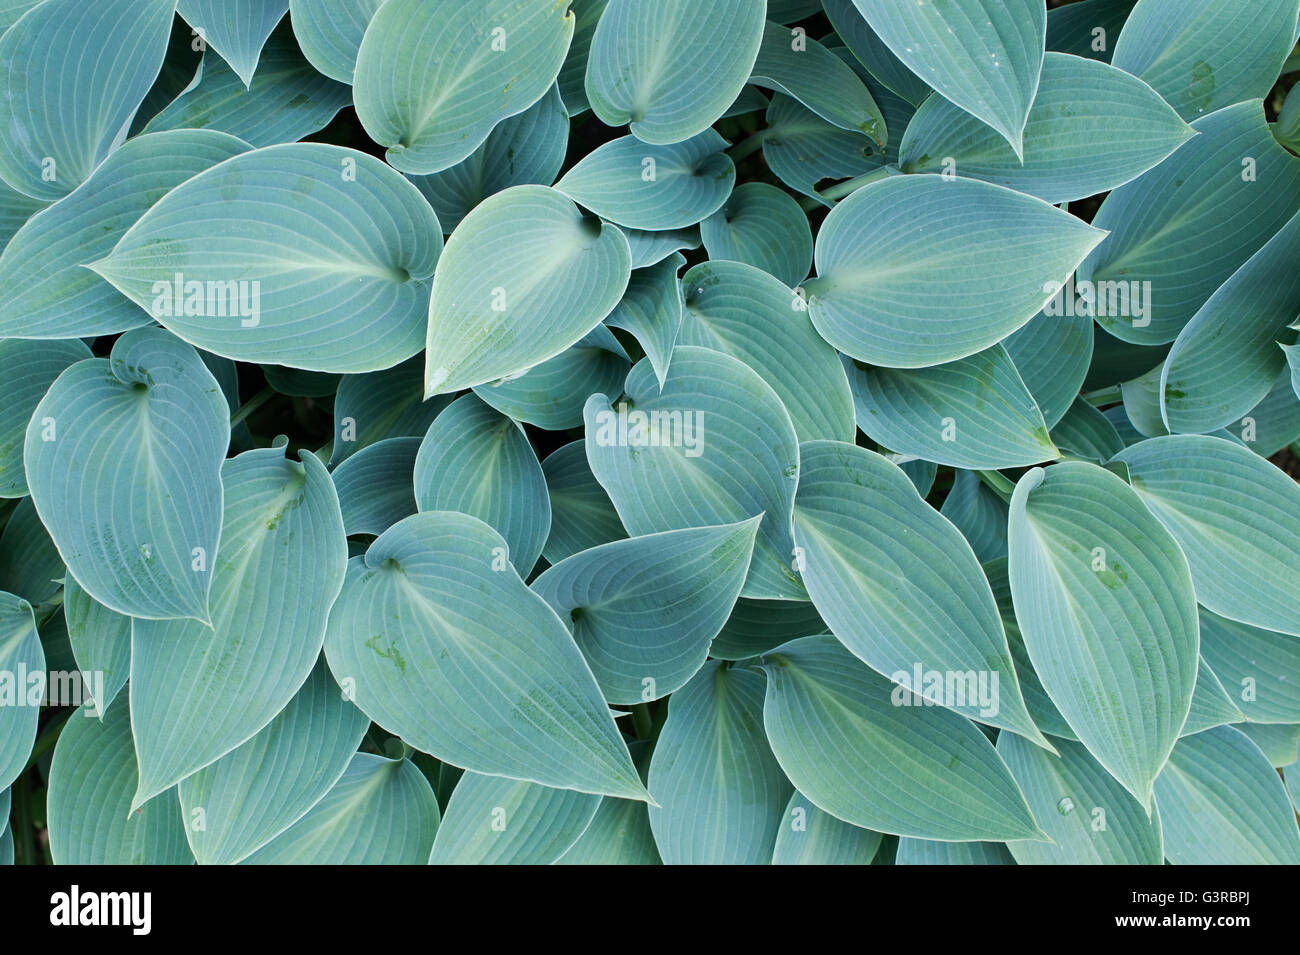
(0, 339, 91, 496)
(771, 790, 883, 865)
(0, 593, 41, 792)
(289, 0, 385, 83)
(177, 0, 289, 88)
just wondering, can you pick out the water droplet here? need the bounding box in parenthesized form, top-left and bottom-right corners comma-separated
(1057, 797, 1075, 815)
(140, 543, 153, 560)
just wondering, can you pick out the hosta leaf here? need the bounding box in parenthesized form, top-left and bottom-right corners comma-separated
(262, 366, 339, 398)
(1199, 609, 1300, 724)
(556, 0, 609, 115)
(408, 84, 569, 235)
(940, 471, 1008, 564)
(749, 20, 886, 146)
(1153, 726, 1300, 864)
(177, 0, 289, 88)
(323, 511, 647, 801)
(541, 440, 627, 566)
(63, 575, 131, 719)
(0, 0, 177, 201)
(760, 94, 884, 206)
(90, 143, 443, 373)
(647, 662, 793, 864)
(603, 252, 685, 388)
(623, 227, 699, 270)
(554, 793, 660, 864)
(820, 0, 933, 108)
(47, 696, 192, 865)
(844, 345, 1058, 469)
(1236, 723, 1300, 768)
(1051, 398, 1126, 462)
(130, 445, 347, 808)
(805, 175, 1105, 368)
(424, 185, 630, 395)
(532, 520, 759, 704)
(1077, 100, 1300, 345)
(710, 598, 827, 662)
(333, 437, 420, 538)
(0, 128, 251, 340)
(1045, 0, 1136, 61)
(472, 326, 630, 431)
(1161, 209, 1300, 434)
(0, 593, 40, 792)
(413, 394, 551, 575)
(1112, 0, 1300, 121)
(584, 347, 803, 601)
(998, 734, 1163, 865)
(177, 658, 368, 864)
(680, 261, 855, 443)
(331, 355, 449, 466)
(895, 839, 1014, 865)
(143, 26, 351, 146)
(771, 791, 884, 865)
(758, 635, 1044, 841)
(0, 498, 63, 605)
(0, 0, 40, 33)
(584, 0, 765, 145)
(0, 339, 91, 496)
(243, 754, 439, 864)
(849, 0, 1046, 157)
(899, 53, 1195, 204)
(1113, 435, 1300, 636)
(289, 0, 385, 83)
(1007, 461, 1199, 808)
(354, 0, 572, 175)
(556, 131, 734, 231)
(0, 179, 45, 253)
(1181, 656, 1245, 736)
(793, 440, 1043, 743)
(699, 182, 813, 287)
(429, 774, 600, 865)
(24, 327, 229, 621)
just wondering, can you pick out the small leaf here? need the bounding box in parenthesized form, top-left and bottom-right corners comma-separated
(429, 774, 600, 865)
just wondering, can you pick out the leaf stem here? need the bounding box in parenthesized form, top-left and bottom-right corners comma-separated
(976, 469, 1016, 503)
(816, 164, 901, 203)
(12, 771, 34, 866)
(230, 385, 275, 428)
(630, 703, 654, 740)
(1081, 385, 1122, 407)
(724, 129, 770, 163)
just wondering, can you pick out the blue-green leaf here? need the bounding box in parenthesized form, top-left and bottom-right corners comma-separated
(63, 574, 131, 719)
(0, 592, 40, 792)
(603, 252, 685, 388)
(0, 339, 91, 496)
(699, 182, 813, 287)
(771, 790, 883, 865)
(289, 0, 385, 83)
(333, 437, 421, 538)
(331, 355, 450, 466)
(710, 598, 827, 662)
(24, 327, 229, 621)
(541, 440, 627, 566)
(178, 0, 289, 88)
(895, 838, 1014, 864)
(1198, 609, 1299, 725)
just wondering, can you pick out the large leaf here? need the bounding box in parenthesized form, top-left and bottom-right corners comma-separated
(24, 327, 229, 621)
(1077, 100, 1300, 345)
(0, 340, 91, 496)
(647, 662, 793, 864)
(1008, 461, 1199, 808)
(1198, 609, 1299, 725)
(679, 260, 855, 443)
(333, 437, 420, 538)
(409, 84, 569, 234)
(1113, 434, 1300, 635)
(603, 252, 685, 388)
(849, 0, 1046, 157)
(845, 345, 1057, 469)
(0, 0, 177, 201)
(63, 574, 132, 719)
(792, 441, 1044, 744)
(1004, 307, 1095, 431)
(771, 790, 883, 865)
(900, 53, 1193, 204)
(584, 0, 765, 145)
(0, 498, 62, 605)
(289, 0, 385, 83)
(177, 658, 369, 864)
(1112, 0, 1300, 121)
(91, 143, 442, 373)
(760, 94, 885, 206)
(47, 696, 192, 865)
(820, 0, 933, 108)
(758, 635, 1045, 842)
(710, 598, 827, 662)
(330, 355, 449, 466)
(532, 520, 758, 704)
(0, 129, 251, 340)
(429, 774, 600, 865)
(1153, 726, 1300, 864)
(322, 511, 647, 801)
(894, 839, 1014, 865)
(555, 131, 735, 231)
(805, 175, 1105, 368)
(178, 0, 289, 88)
(412, 394, 551, 576)
(1161, 208, 1300, 434)
(0, 593, 40, 792)
(584, 346, 804, 600)
(353, 0, 571, 175)
(556, 0, 609, 115)
(541, 440, 627, 565)
(998, 734, 1163, 865)
(243, 754, 439, 864)
(698, 182, 813, 287)
(130, 445, 346, 808)
(424, 185, 630, 395)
